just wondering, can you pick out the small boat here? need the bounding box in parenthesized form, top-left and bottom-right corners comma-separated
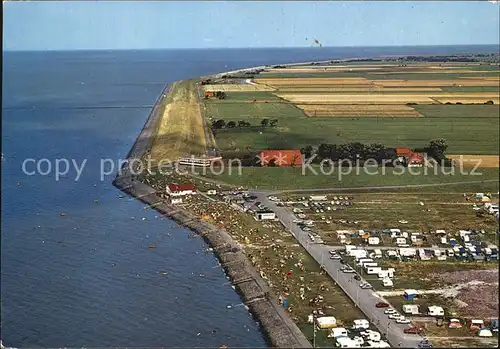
(148, 243, 157, 249)
(60, 212, 67, 216)
(159, 271, 168, 275)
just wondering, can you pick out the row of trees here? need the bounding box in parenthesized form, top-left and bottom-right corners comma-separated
(301, 143, 397, 163)
(211, 118, 279, 130)
(300, 139, 449, 164)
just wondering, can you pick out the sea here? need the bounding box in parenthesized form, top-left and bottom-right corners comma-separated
(1, 45, 498, 348)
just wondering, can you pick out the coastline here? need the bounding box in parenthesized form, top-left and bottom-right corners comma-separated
(112, 83, 311, 348)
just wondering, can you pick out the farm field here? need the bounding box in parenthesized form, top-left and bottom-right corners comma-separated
(276, 93, 499, 105)
(297, 105, 423, 117)
(197, 61, 499, 189)
(208, 104, 499, 154)
(448, 155, 500, 168)
(149, 79, 207, 161)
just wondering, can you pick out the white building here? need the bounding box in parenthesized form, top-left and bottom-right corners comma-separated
(255, 210, 276, 221)
(169, 197, 183, 204)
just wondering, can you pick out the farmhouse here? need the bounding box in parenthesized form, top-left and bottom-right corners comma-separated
(259, 149, 303, 167)
(166, 184, 196, 196)
(395, 147, 425, 167)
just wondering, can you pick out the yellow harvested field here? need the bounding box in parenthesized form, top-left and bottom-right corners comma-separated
(275, 93, 436, 104)
(372, 79, 500, 87)
(203, 84, 275, 92)
(371, 70, 494, 74)
(297, 104, 423, 117)
(448, 155, 499, 168)
(459, 76, 500, 81)
(263, 67, 386, 73)
(275, 87, 443, 92)
(150, 81, 207, 161)
(255, 78, 370, 86)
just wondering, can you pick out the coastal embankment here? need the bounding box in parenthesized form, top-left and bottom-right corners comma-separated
(113, 83, 311, 348)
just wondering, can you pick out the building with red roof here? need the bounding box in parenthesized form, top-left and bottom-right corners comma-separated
(407, 153, 425, 167)
(166, 183, 196, 196)
(259, 149, 302, 167)
(395, 148, 414, 157)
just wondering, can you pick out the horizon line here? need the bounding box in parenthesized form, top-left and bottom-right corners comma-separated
(3, 43, 500, 53)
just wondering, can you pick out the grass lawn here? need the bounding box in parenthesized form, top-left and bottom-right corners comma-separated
(414, 105, 500, 118)
(199, 166, 499, 191)
(358, 260, 498, 291)
(149, 79, 207, 160)
(285, 191, 499, 234)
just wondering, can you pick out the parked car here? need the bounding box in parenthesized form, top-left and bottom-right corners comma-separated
(343, 268, 356, 273)
(384, 308, 397, 314)
(330, 255, 341, 260)
(388, 313, 402, 319)
(396, 318, 411, 324)
(375, 302, 389, 308)
(404, 327, 424, 334)
(354, 275, 361, 281)
(329, 250, 337, 255)
(360, 282, 372, 289)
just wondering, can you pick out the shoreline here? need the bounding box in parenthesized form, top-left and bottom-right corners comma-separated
(112, 83, 311, 348)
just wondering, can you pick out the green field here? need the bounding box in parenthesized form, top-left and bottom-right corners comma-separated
(200, 166, 499, 191)
(206, 101, 499, 155)
(414, 105, 500, 118)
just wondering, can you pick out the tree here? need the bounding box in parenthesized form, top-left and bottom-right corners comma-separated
(226, 121, 236, 128)
(261, 118, 269, 127)
(300, 145, 314, 159)
(270, 119, 279, 127)
(238, 120, 246, 127)
(428, 139, 448, 161)
(212, 119, 226, 129)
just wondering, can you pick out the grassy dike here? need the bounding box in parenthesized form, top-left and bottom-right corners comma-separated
(114, 81, 316, 348)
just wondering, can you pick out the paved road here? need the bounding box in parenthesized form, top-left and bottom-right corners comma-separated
(251, 190, 425, 349)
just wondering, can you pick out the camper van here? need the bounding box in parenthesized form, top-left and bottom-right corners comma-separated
(356, 258, 373, 266)
(366, 267, 382, 275)
(353, 319, 370, 330)
(428, 305, 445, 317)
(336, 337, 360, 348)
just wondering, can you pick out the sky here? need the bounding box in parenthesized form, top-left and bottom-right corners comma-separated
(3, 1, 500, 51)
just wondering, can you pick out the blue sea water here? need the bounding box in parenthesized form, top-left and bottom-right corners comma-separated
(1, 45, 498, 348)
